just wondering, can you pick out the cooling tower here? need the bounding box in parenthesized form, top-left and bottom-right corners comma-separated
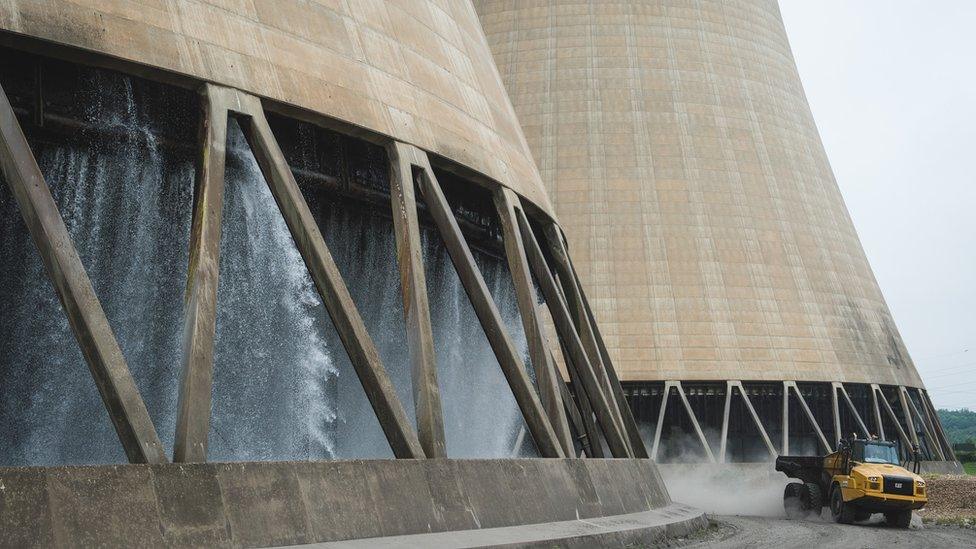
(0, 1, 708, 546)
(474, 0, 958, 466)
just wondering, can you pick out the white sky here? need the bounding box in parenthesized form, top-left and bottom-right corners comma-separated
(779, 1, 976, 410)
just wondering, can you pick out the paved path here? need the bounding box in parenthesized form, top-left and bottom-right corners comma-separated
(280, 504, 706, 548)
(689, 515, 976, 548)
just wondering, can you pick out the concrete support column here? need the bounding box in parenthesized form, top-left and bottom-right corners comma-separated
(494, 189, 573, 455)
(651, 383, 671, 461)
(871, 385, 886, 440)
(175, 84, 228, 462)
(386, 142, 446, 459)
(782, 382, 790, 455)
(831, 382, 842, 446)
(719, 382, 733, 463)
(897, 386, 920, 449)
(514, 208, 629, 457)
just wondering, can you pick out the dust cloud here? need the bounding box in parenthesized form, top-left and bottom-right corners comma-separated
(659, 463, 791, 517)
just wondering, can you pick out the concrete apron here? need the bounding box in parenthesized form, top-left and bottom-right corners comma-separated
(281, 504, 706, 549)
(0, 458, 704, 548)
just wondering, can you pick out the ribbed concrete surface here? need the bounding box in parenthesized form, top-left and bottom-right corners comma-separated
(0, 0, 554, 215)
(474, 0, 923, 387)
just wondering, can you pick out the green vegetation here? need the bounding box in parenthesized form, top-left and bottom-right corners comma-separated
(938, 408, 976, 445)
(937, 409, 976, 473)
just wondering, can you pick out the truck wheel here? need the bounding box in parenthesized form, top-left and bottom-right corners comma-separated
(885, 510, 912, 528)
(830, 486, 856, 524)
(802, 482, 823, 512)
(784, 483, 805, 519)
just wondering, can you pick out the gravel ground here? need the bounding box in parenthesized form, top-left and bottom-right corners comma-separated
(920, 475, 976, 526)
(660, 475, 976, 548)
(674, 516, 976, 548)
(658, 465, 976, 547)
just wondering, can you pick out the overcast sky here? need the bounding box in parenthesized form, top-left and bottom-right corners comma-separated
(779, 1, 976, 410)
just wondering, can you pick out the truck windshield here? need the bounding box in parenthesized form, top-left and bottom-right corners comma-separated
(862, 443, 899, 465)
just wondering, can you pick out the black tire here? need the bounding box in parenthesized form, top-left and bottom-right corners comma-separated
(885, 510, 913, 528)
(830, 486, 856, 524)
(784, 482, 805, 519)
(802, 482, 824, 512)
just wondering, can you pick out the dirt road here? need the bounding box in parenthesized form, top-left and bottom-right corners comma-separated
(660, 464, 976, 547)
(687, 515, 976, 548)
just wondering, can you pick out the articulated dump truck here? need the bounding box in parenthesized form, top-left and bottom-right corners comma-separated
(776, 438, 926, 528)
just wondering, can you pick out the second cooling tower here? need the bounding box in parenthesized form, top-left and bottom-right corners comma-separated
(474, 0, 958, 466)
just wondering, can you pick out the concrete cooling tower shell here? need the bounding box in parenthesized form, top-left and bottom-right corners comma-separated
(475, 1, 959, 466)
(0, 0, 553, 214)
(474, 0, 920, 388)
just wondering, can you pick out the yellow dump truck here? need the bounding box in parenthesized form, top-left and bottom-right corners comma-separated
(775, 438, 926, 528)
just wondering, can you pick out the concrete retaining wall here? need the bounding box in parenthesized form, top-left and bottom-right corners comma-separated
(0, 459, 684, 548)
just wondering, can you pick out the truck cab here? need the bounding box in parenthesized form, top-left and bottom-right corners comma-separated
(777, 438, 926, 528)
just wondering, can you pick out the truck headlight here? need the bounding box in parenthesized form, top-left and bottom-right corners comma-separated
(916, 480, 925, 487)
(868, 476, 880, 482)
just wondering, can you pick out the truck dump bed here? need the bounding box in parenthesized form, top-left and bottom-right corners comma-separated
(775, 455, 824, 484)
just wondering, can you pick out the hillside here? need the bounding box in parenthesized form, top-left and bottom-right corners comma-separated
(938, 408, 976, 445)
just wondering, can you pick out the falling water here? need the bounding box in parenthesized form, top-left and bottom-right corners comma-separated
(0, 70, 534, 465)
(323, 203, 537, 459)
(206, 121, 341, 461)
(211, 120, 535, 459)
(423, 231, 538, 458)
(0, 71, 193, 464)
